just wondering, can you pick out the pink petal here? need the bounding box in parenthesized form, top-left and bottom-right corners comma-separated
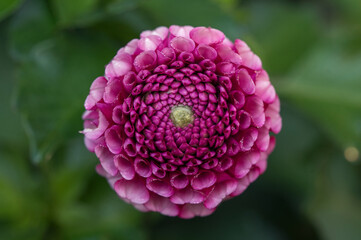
(170, 173, 189, 189)
(169, 25, 194, 38)
(230, 177, 250, 197)
(236, 68, 255, 95)
(195, 44, 217, 60)
(170, 36, 196, 52)
(103, 78, 125, 103)
(141, 26, 169, 40)
(105, 125, 123, 154)
(191, 171, 217, 190)
(105, 52, 132, 79)
(84, 77, 107, 110)
(82, 110, 109, 140)
(170, 187, 205, 204)
(114, 154, 135, 180)
(231, 151, 260, 179)
(190, 27, 225, 45)
(255, 127, 270, 152)
(234, 39, 262, 70)
(114, 178, 150, 204)
(123, 39, 139, 55)
(215, 44, 242, 65)
(134, 157, 152, 177)
(138, 35, 162, 51)
(179, 203, 215, 219)
(239, 127, 258, 152)
(123, 138, 137, 157)
(144, 195, 179, 217)
(204, 178, 237, 209)
(146, 177, 174, 197)
(134, 50, 157, 71)
(255, 70, 276, 103)
(243, 96, 265, 127)
(265, 97, 282, 134)
(95, 145, 118, 176)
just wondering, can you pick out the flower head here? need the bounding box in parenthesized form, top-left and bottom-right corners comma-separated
(82, 25, 282, 218)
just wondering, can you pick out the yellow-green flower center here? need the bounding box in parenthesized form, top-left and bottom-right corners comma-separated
(170, 105, 194, 128)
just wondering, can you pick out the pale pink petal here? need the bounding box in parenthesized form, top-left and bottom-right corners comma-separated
(105, 125, 123, 154)
(82, 110, 109, 140)
(170, 187, 205, 204)
(169, 25, 193, 38)
(170, 36, 196, 52)
(195, 44, 217, 60)
(124, 39, 139, 55)
(191, 171, 217, 190)
(134, 50, 157, 71)
(105, 52, 132, 79)
(255, 127, 270, 152)
(236, 68, 256, 95)
(204, 178, 237, 209)
(230, 177, 250, 197)
(114, 154, 135, 180)
(190, 27, 225, 45)
(146, 177, 174, 197)
(179, 203, 215, 219)
(95, 145, 118, 176)
(243, 96, 265, 127)
(138, 35, 162, 51)
(255, 70, 276, 103)
(144, 194, 180, 216)
(84, 76, 107, 110)
(141, 26, 169, 40)
(114, 178, 150, 204)
(234, 39, 262, 70)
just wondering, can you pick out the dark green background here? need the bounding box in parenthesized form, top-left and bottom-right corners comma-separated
(1, 0, 361, 239)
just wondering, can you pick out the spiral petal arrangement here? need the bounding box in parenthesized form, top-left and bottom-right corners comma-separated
(82, 25, 282, 218)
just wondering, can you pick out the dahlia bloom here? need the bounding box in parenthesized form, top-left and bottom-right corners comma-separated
(82, 25, 281, 218)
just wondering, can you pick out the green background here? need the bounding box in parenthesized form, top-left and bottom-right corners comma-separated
(1, 0, 361, 239)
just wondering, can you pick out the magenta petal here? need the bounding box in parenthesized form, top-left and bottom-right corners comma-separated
(170, 36, 196, 52)
(191, 171, 217, 190)
(146, 177, 174, 197)
(114, 154, 135, 180)
(170, 187, 205, 204)
(95, 145, 118, 176)
(84, 76, 107, 110)
(190, 27, 225, 45)
(114, 179, 150, 204)
(157, 47, 176, 64)
(240, 127, 258, 152)
(234, 39, 262, 70)
(179, 203, 215, 219)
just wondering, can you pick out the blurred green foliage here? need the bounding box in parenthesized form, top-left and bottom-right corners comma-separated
(1, 0, 361, 239)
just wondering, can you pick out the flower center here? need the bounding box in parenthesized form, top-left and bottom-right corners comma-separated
(170, 105, 194, 128)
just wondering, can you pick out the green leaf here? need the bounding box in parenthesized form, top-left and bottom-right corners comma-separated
(8, 0, 55, 60)
(277, 45, 361, 151)
(0, 0, 24, 21)
(51, 0, 99, 27)
(14, 32, 116, 164)
(246, 3, 321, 75)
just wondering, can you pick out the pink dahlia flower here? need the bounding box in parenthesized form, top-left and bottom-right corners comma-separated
(82, 25, 282, 218)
